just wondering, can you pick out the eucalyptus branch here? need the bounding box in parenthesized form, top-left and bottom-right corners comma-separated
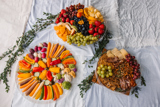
(131, 86, 141, 98)
(78, 71, 95, 98)
(83, 30, 111, 64)
(0, 12, 58, 92)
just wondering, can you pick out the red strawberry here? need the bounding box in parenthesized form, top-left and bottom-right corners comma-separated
(95, 20, 101, 27)
(61, 9, 66, 14)
(70, 20, 75, 25)
(55, 18, 60, 24)
(93, 33, 99, 37)
(88, 28, 94, 34)
(66, 18, 70, 22)
(59, 14, 63, 18)
(89, 24, 94, 29)
(63, 13, 68, 18)
(98, 28, 104, 35)
(94, 27, 99, 32)
(99, 24, 105, 29)
(60, 17, 65, 22)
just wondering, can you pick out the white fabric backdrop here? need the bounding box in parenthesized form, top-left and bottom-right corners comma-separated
(0, 0, 33, 107)
(116, 0, 160, 48)
(0, 0, 159, 107)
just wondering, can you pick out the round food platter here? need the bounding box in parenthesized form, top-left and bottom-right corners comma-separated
(54, 3, 106, 46)
(94, 48, 141, 95)
(16, 42, 77, 103)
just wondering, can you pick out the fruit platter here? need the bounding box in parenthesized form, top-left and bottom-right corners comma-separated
(16, 42, 77, 101)
(92, 48, 141, 95)
(54, 3, 106, 46)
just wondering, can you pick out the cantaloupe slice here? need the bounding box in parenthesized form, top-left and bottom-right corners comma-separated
(54, 26, 59, 30)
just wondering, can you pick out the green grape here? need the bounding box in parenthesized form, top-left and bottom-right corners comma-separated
(69, 42, 72, 45)
(100, 64, 104, 68)
(101, 74, 105, 78)
(90, 41, 93, 44)
(101, 71, 104, 74)
(87, 42, 90, 45)
(108, 66, 111, 70)
(77, 44, 81, 47)
(83, 40, 87, 44)
(108, 69, 112, 72)
(86, 36, 89, 39)
(109, 72, 113, 76)
(83, 43, 86, 46)
(97, 70, 101, 74)
(106, 74, 109, 78)
(98, 67, 101, 70)
(102, 67, 106, 71)
(80, 38, 83, 41)
(105, 66, 107, 69)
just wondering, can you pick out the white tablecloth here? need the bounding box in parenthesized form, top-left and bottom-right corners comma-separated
(0, 0, 160, 107)
(0, 0, 33, 107)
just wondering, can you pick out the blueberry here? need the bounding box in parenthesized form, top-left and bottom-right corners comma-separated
(81, 30, 85, 34)
(77, 18, 81, 21)
(84, 30, 88, 35)
(78, 29, 81, 32)
(74, 16, 77, 19)
(82, 24, 84, 27)
(82, 27, 85, 31)
(79, 26, 82, 30)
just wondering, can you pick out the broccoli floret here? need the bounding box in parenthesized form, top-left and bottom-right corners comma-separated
(62, 81, 71, 90)
(56, 74, 62, 79)
(69, 64, 75, 69)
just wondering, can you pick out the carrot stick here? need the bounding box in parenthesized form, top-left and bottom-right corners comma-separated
(46, 42, 51, 58)
(18, 78, 27, 81)
(20, 78, 34, 89)
(52, 45, 61, 58)
(22, 80, 36, 92)
(35, 88, 42, 100)
(47, 58, 51, 68)
(46, 86, 50, 100)
(49, 44, 56, 58)
(29, 83, 40, 97)
(52, 85, 60, 99)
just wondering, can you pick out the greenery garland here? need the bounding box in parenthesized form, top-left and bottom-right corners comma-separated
(0, 12, 58, 92)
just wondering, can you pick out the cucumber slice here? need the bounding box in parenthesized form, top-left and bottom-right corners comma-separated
(39, 86, 44, 100)
(44, 80, 51, 85)
(42, 58, 47, 63)
(34, 72, 40, 77)
(52, 58, 57, 61)
(33, 63, 39, 67)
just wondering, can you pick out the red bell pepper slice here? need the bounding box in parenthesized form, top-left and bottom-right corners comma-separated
(43, 85, 48, 100)
(46, 71, 53, 81)
(50, 59, 61, 66)
(19, 59, 31, 68)
(32, 67, 44, 72)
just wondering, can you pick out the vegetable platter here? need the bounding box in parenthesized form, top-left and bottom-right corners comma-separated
(54, 3, 106, 46)
(15, 42, 77, 102)
(92, 48, 142, 95)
